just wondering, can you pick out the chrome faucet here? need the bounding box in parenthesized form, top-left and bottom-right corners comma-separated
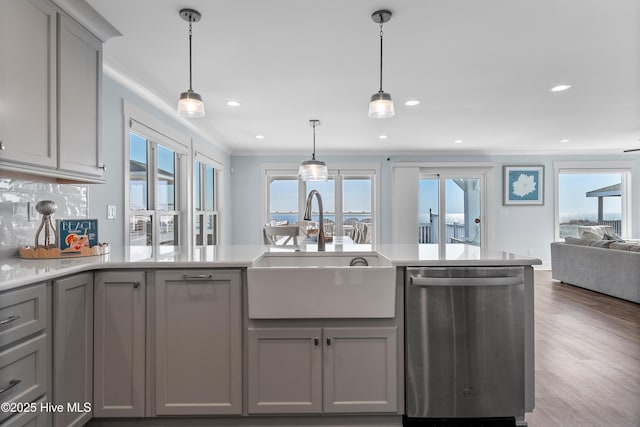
(303, 190, 326, 251)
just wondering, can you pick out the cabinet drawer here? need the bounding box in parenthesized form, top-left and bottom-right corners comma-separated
(0, 397, 51, 427)
(0, 335, 48, 423)
(0, 284, 47, 348)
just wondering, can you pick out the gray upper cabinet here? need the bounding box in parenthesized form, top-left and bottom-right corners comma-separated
(53, 272, 93, 427)
(93, 270, 146, 418)
(0, 0, 57, 169)
(58, 13, 103, 178)
(0, 0, 104, 182)
(247, 326, 398, 415)
(154, 270, 242, 416)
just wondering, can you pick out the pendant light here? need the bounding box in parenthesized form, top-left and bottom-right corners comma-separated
(298, 120, 328, 182)
(368, 9, 395, 119)
(177, 8, 205, 118)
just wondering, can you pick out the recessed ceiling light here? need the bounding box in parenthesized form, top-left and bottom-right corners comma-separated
(550, 84, 571, 92)
(255, 135, 265, 139)
(560, 139, 571, 143)
(379, 134, 389, 139)
(404, 99, 420, 106)
(453, 139, 463, 144)
(226, 100, 241, 107)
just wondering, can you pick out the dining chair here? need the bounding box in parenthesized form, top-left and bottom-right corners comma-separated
(263, 225, 299, 245)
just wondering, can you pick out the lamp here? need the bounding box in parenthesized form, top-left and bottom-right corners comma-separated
(368, 9, 394, 119)
(177, 8, 205, 118)
(298, 120, 328, 182)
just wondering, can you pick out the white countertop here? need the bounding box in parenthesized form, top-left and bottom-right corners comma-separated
(0, 244, 541, 292)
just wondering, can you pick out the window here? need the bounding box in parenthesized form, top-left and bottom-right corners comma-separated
(125, 103, 189, 247)
(194, 156, 220, 245)
(264, 166, 377, 243)
(268, 176, 299, 224)
(555, 162, 634, 239)
(128, 131, 181, 246)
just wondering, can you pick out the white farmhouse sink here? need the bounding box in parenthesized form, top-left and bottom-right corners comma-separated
(247, 252, 396, 319)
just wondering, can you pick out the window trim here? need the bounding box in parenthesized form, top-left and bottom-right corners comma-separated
(553, 161, 635, 240)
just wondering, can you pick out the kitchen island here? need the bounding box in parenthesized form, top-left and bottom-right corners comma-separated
(0, 244, 540, 427)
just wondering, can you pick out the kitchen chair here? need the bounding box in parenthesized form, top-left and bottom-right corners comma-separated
(263, 225, 299, 245)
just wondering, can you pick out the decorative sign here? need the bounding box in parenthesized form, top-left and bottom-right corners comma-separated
(57, 219, 99, 253)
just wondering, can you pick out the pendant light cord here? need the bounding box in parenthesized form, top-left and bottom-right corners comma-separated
(311, 120, 317, 160)
(188, 21, 193, 91)
(379, 18, 384, 93)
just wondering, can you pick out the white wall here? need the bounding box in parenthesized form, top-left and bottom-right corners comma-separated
(230, 153, 640, 266)
(87, 76, 232, 249)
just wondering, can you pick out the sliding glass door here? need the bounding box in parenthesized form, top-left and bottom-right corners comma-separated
(419, 174, 483, 247)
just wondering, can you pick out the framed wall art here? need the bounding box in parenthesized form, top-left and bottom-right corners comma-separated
(503, 165, 544, 205)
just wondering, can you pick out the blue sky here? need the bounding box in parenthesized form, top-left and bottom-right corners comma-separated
(270, 178, 371, 213)
(559, 173, 622, 218)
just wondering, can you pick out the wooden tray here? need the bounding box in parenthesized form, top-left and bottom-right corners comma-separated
(18, 243, 110, 259)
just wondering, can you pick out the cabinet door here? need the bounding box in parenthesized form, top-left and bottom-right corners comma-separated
(53, 272, 93, 427)
(323, 327, 397, 413)
(154, 270, 241, 415)
(57, 13, 103, 178)
(93, 271, 145, 417)
(0, 0, 56, 168)
(247, 328, 322, 414)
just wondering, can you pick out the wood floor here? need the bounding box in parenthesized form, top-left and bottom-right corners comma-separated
(526, 270, 640, 427)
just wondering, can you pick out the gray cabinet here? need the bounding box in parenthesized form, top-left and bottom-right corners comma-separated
(53, 273, 93, 427)
(0, 283, 50, 425)
(247, 326, 398, 414)
(0, 0, 57, 169)
(247, 328, 323, 414)
(323, 327, 397, 413)
(58, 13, 103, 178)
(93, 271, 146, 418)
(154, 270, 242, 415)
(0, 0, 104, 182)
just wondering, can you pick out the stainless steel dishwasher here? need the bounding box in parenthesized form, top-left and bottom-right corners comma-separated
(405, 266, 525, 420)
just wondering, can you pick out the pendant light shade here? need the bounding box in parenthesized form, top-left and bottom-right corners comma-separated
(177, 9, 205, 118)
(369, 9, 394, 119)
(299, 120, 328, 182)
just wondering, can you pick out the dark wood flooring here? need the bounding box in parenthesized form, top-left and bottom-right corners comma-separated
(526, 270, 640, 427)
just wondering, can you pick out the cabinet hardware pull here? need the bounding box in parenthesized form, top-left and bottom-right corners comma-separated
(103, 281, 140, 287)
(0, 379, 21, 394)
(326, 338, 332, 346)
(0, 315, 20, 326)
(313, 337, 319, 346)
(99, 164, 106, 171)
(0, 141, 5, 150)
(182, 274, 212, 280)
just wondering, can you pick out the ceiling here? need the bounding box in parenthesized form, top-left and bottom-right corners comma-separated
(87, 0, 640, 156)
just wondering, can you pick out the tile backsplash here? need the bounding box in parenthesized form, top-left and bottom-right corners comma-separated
(0, 178, 88, 258)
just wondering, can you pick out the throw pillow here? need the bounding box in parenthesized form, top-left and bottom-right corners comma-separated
(603, 232, 625, 242)
(581, 231, 603, 241)
(589, 240, 614, 248)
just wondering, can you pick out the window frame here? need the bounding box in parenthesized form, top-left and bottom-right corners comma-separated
(124, 102, 190, 247)
(262, 163, 379, 244)
(194, 150, 223, 245)
(553, 161, 635, 240)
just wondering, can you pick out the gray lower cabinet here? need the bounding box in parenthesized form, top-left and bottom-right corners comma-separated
(248, 326, 398, 414)
(154, 270, 242, 415)
(93, 271, 146, 417)
(247, 328, 323, 414)
(53, 273, 93, 427)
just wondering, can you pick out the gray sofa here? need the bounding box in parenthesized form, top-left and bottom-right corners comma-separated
(550, 238, 640, 304)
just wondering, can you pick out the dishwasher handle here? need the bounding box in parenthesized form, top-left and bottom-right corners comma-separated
(410, 275, 523, 287)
